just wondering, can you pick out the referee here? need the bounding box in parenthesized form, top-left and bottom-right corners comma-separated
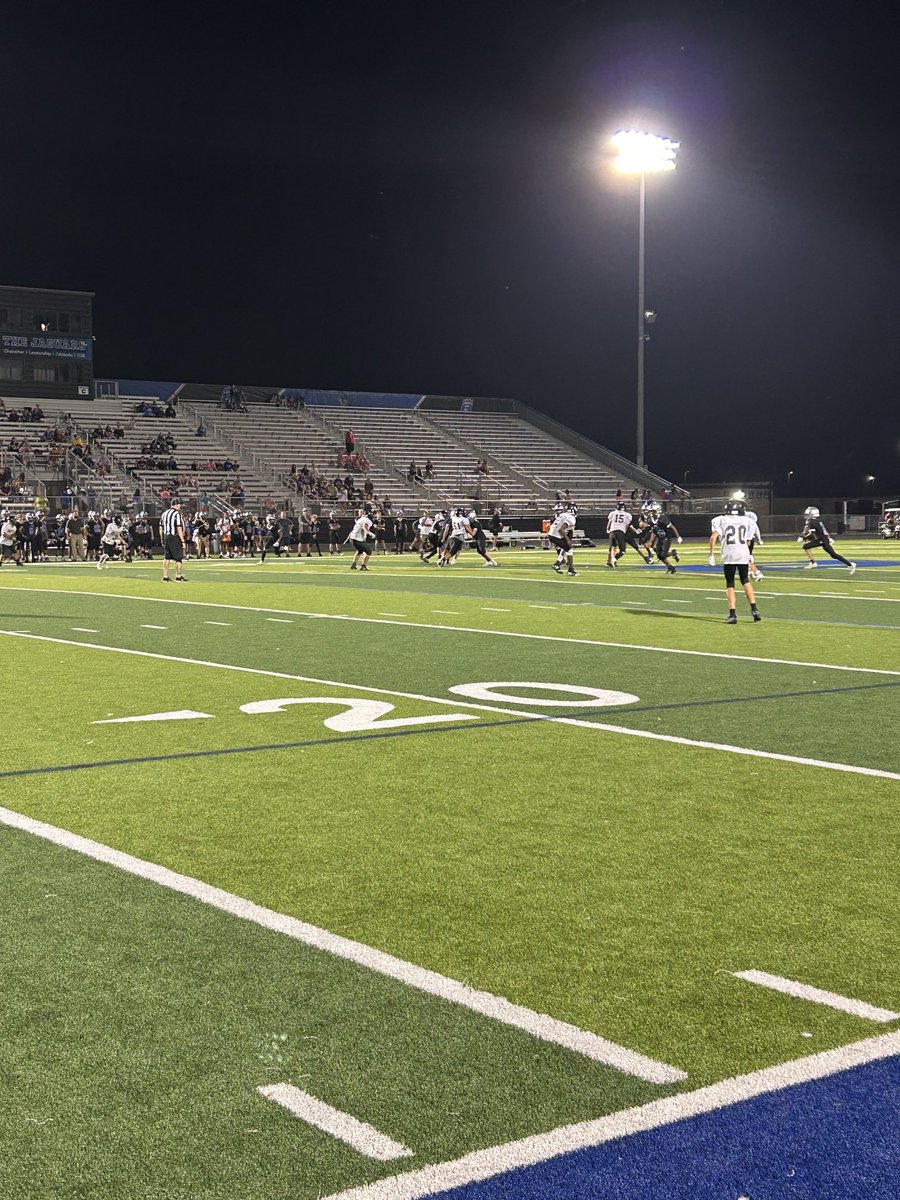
(160, 498, 188, 582)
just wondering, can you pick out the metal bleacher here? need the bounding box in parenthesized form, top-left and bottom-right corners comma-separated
(427, 410, 644, 511)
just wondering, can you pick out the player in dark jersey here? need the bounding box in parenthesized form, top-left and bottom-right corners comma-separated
(421, 510, 448, 562)
(799, 507, 856, 573)
(648, 506, 682, 574)
(327, 512, 341, 555)
(466, 510, 498, 565)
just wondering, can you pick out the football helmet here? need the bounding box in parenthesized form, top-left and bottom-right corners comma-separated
(804, 506, 820, 519)
(616, 501, 626, 510)
(725, 500, 746, 515)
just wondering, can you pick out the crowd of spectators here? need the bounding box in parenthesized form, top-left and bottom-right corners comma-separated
(0, 402, 44, 422)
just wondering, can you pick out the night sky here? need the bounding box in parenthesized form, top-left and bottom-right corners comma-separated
(3, 1, 899, 496)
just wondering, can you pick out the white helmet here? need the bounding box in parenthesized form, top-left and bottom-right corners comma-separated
(804, 506, 820, 519)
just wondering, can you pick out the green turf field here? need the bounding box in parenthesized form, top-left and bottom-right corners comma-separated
(1, 539, 898, 1198)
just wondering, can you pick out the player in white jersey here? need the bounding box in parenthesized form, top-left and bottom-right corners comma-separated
(412, 509, 432, 553)
(440, 508, 469, 565)
(730, 491, 764, 580)
(709, 500, 762, 623)
(548, 506, 578, 576)
(606, 501, 634, 568)
(97, 516, 125, 569)
(346, 506, 374, 571)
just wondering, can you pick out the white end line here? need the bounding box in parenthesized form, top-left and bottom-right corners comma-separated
(323, 1030, 900, 1200)
(258, 1084, 413, 1161)
(0, 803, 684, 1084)
(734, 970, 900, 1023)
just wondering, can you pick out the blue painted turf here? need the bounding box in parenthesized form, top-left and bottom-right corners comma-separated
(437, 1054, 900, 1199)
(678, 559, 899, 572)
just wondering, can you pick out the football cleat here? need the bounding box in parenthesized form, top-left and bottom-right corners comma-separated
(567, 568, 578, 576)
(552, 563, 562, 574)
(804, 562, 818, 569)
(726, 614, 737, 624)
(752, 610, 762, 622)
(849, 562, 857, 574)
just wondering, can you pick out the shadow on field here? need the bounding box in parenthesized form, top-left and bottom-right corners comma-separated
(624, 608, 722, 622)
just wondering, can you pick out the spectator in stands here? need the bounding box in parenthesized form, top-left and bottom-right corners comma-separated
(345, 428, 355, 455)
(407, 461, 418, 482)
(114, 424, 124, 439)
(424, 458, 434, 479)
(164, 401, 176, 418)
(615, 486, 623, 502)
(196, 421, 207, 436)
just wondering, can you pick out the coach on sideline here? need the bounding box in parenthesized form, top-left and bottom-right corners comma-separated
(160, 498, 188, 582)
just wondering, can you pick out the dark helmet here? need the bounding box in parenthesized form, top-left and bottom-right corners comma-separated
(616, 501, 626, 510)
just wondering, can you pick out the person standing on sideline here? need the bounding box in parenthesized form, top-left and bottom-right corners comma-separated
(709, 499, 762, 624)
(66, 511, 86, 561)
(799, 507, 856, 573)
(160, 498, 188, 582)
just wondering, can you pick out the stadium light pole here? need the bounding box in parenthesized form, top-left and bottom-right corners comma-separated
(611, 130, 679, 470)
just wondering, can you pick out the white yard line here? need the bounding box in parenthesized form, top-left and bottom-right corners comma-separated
(0, 803, 684, 1084)
(733, 971, 900, 1023)
(258, 1084, 413, 1161)
(323, 1029, 900, 1200)
(1, 586, 896, 677)
(1, 632, 898, 785)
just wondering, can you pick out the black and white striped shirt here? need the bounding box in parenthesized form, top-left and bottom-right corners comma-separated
(160, 507, 184, 539)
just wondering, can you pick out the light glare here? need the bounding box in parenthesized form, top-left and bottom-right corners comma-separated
(611, 129, 679, 174)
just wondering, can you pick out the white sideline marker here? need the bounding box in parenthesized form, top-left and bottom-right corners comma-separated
(0, 803, 685, 1085)
(258, 1084, 413, 1161)
(734, 970, 900, 1023)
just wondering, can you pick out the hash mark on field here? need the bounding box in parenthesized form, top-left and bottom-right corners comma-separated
(266, 618, 293, 623)
(258, 1084, 413, 1161)
(529, 605, 557, 610)
(204, 620, 232, 626)
(664, 600, 692, 604)
(432, 609, 460, 615)
(71, 627, 99, 633)
(140, 624, 167, 630)
(377, 612, 406, 617)
(482, 607, 511, 612)
(733, 971, 900, 1022)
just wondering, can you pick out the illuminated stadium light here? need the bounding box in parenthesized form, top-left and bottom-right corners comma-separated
(611, 130, 679, 174)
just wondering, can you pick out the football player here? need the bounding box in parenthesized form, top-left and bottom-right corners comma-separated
(467, 510, 498, 565)
(709, 499, 762, 623)
(347, 505, 375, 570)
(799, 507, 856, 573)
(648, 505, 683, 574)
(606, 500, 635, 568)
(548, 504, 578, 576)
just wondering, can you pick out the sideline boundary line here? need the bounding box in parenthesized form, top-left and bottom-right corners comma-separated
(2, 631, 898, 780)
(1, 585, 897, 677)
(323, 1030, 900, 1199)
(0, 803, 685, 1085)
